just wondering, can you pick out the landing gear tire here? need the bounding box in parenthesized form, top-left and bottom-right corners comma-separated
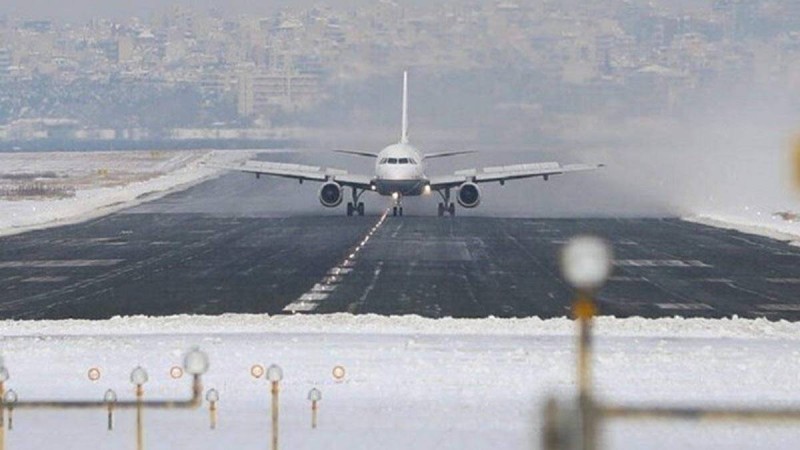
(357, 202, 365, 216)
(399, 207, 404, 216)
(438, 202, 455, 217)
(392, 206, 398, 217)
(347, 202, 354, 216)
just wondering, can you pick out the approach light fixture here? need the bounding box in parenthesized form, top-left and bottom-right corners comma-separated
(130, 367, 149, 386)
(184, 347, 210, 376)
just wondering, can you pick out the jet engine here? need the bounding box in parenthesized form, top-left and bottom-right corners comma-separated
(319, 182, 343, 207)
(457, 182, 481, 208)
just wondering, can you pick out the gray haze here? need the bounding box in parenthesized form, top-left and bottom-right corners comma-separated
(0, 1, 799, 217)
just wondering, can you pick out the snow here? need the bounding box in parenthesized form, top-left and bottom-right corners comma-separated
(0, 150, 256, 237)
(687, 213, 800, 244)
(1, 149, 799, 447)
(2, 314, 800, 449)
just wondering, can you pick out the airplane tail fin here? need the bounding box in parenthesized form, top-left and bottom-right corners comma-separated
(400, 70, 409, 144)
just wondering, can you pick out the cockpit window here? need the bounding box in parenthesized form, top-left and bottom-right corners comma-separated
(409, 158, 417, 164)
(379, 158, 388, 164)
(399, 158, 409, 164)
(388, 158, 398, 164)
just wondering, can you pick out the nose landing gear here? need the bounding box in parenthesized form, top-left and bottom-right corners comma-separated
(392, 193, 404, 216)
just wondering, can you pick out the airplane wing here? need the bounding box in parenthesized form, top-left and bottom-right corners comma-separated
(333, 150, 379, 158)
(423, 150, 477, 160)
(428, 162, 603, 190)
(217, 161, 374, 189)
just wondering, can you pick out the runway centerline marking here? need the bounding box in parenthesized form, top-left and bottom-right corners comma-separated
(614, 259, 711, 268)
(283, 210, 389, 313)
(347, 261, 383, 314)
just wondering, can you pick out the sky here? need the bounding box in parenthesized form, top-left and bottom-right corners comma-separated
(0, 0, 709, 22)
(0, 0, 372, 21)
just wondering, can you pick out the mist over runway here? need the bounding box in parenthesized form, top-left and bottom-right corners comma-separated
(0, 153, 798, 321)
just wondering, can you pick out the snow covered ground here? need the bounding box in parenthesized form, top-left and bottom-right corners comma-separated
(1, 149, 799, 448)
(2, 314, 800, 449)
(0, 150, 256, 237)
(687, 212, 800, 244)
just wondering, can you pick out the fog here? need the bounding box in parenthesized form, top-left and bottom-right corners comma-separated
(295, 70, 800, 219)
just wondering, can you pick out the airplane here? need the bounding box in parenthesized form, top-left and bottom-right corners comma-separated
(223, 71, 603, 217)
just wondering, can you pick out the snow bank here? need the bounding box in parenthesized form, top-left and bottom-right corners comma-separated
(0, 150, 255, 237)
(2, 313, 799, 340)
(1, 314, 800, 450)
(687, 213, 800, 243)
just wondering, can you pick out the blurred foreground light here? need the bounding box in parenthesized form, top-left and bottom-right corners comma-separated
(104, 389, 117, 403)
(130, 367, 149, 386)
(184, 347, 210, 375)
(794, 136, 800, 191)
(0, 366, 8, 383)
(206, 389, 219, 403)
(266, 364, 283, 382)
(307, 388, 322, 402)
(560, 236, 613, 291)
(4, 390, 17, 404)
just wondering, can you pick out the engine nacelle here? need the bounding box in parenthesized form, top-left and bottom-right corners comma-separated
(319, 182, 343, 207)
(457, 182, 481, 208)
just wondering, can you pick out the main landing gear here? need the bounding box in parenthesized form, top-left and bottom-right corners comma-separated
(436, 188, 456, 217)
(347, 187, 365, 216)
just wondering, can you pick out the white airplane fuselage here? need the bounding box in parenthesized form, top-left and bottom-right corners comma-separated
(373, 143, 429, 197)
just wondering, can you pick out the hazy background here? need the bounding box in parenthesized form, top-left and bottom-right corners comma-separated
(0, 0, 798, 218)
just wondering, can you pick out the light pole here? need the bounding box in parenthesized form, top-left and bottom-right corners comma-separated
(266, 364, 283, 450)
(3, 391, 16, 431)
(206, 389, 219, 430)
(0, 364, 7, 449)
(130, 367, 149, 450)
(307, 388, 322, 429)
(559, 235, 613, 450)
(0, 348, 208, 450)
(104, 389, 117, 431)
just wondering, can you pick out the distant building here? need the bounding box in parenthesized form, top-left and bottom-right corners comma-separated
(0, 48, 11, 77)
(237, 70, 322, 117)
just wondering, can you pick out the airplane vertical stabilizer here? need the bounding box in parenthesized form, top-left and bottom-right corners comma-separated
(401, 70, 409, 144)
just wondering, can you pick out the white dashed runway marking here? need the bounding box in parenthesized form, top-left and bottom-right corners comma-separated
(615, 259, 712, 268)
(757, 304, 800, 311)
(0, 259, 124, 268)
(283, 211, 389, 313)
(656, 303, 714, 310)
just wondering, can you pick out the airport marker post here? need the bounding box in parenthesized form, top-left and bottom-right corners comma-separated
(130, 366, 148, 450)
(266, 364, 283, 450)
(307, 388, 322, 429)
(559, 236, 613, 450)
(104, 389, 117, 431)
(206, 389, 219, 429)
(0, 365, 7, 450)
(3, 392, 15, 431)
(0, 348, 209, 450)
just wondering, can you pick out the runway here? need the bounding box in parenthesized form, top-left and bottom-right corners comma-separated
(0, 169, 799, 320)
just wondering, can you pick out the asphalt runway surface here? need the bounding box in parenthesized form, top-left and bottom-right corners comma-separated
(1, 166, 799, 321)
